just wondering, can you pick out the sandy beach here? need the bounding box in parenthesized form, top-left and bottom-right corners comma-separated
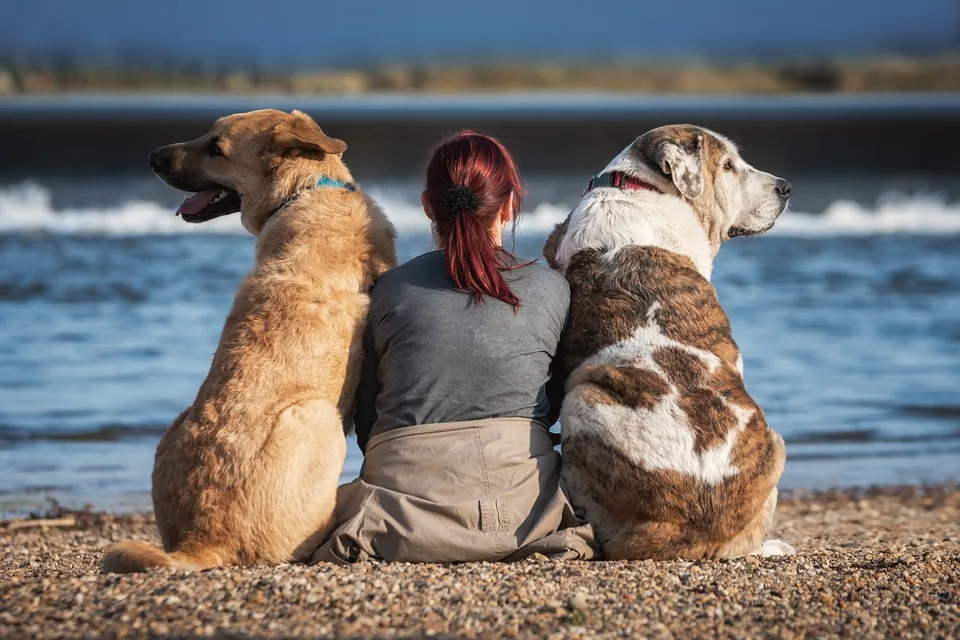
(1, 485, 957, 639)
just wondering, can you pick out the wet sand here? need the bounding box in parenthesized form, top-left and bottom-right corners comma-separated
(2, 485, 958, 639)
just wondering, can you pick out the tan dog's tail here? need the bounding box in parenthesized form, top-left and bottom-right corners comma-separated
(100, 541, 216, 573)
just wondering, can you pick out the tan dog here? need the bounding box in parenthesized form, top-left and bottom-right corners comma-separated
(545, 125, 795, 560)
(101, 109, 397, 573)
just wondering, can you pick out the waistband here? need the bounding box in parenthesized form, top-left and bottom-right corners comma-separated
(364, 417, 551, 455)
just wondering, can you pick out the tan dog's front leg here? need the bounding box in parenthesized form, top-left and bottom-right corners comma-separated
(255, 399, 347, 564)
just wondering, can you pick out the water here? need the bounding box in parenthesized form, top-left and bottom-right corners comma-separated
(1, 178, 959, 515)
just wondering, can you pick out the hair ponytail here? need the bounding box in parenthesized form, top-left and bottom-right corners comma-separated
(424, 131, 525, 309)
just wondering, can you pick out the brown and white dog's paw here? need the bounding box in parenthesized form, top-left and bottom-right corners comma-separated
(755, 538, 796, 557)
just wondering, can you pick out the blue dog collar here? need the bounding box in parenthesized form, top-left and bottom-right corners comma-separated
(265, 175, 356, 222)
(315, 176, 356, 191)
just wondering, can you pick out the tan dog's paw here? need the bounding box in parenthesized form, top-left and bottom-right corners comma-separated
(755, 539, 796, 557)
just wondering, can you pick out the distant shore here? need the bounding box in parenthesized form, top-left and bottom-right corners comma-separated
(3, 93, 960, 184)
(1, 484, 957, 638)
(2, 55, 960, 95)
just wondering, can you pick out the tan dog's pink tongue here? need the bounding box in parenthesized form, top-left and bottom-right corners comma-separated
(176, 189, 221, 216)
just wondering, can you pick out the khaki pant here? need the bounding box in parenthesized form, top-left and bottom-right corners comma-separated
(310, 418, 598, 564)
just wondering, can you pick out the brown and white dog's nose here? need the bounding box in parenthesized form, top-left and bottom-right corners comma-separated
(775, 178, 792, 200)
(149, 147, 172, 172)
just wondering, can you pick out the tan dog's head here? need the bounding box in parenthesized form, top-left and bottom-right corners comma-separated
(149, 109, 350, 235)
(631, 124, 790, 245)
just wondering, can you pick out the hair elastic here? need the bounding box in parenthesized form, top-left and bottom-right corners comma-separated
(445, 185, 480, 215)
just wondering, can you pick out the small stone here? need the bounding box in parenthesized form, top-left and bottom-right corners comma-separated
(2, 486, 958, 637)
(569, 593, 589, 613)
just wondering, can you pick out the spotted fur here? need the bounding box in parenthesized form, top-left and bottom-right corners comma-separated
(547, 125, 793, 560)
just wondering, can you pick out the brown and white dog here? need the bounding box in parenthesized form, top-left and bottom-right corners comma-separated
(101, 109, 397, 572)
(544, 124, 795, 560)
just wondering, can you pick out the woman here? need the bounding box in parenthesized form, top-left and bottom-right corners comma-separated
(312, 131, 597, 563)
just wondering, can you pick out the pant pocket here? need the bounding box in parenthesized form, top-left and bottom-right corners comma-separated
(479, 498, 511, 534)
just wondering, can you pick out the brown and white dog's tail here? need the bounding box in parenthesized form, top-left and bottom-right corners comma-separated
(100, 541, 218, 573)
(604, 491, 779, 561)
(604, 521, 722, 561)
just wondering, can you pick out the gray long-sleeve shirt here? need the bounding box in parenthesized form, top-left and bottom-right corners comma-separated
(353, 250, 570, 453)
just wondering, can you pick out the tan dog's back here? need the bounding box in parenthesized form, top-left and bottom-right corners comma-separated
(102, 110, 396, 572)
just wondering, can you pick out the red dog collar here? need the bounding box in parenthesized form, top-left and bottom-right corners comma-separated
(583, 171, 663, 197)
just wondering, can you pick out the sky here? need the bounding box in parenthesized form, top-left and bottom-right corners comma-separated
(1, 0, 958, 67)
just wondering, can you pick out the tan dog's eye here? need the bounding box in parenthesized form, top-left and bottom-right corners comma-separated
(723, 158, 735, 171)
(208, 138, 225, 158)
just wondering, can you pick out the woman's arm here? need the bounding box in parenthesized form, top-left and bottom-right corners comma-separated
(544, 303, 572, 428)
(352, 323, 380, 453)
(544, 368, 565, 428)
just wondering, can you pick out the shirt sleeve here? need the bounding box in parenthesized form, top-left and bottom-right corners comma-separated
(352, 321, 380, 454)
(544, 286, 572, 427)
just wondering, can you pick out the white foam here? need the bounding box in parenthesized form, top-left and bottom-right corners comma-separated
(2, 182, 959, 237)
(366, 189, 573, 235)
(0, 183, 245, 236)
(772, 194, 960, 236)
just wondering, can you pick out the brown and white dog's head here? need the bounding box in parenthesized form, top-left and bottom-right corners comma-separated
(632, 125, 791, 242)
(545, 125, 790, 277)
(149, 109, 351, 235)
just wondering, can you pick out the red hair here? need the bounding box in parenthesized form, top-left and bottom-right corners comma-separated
(424, 130, 525, 309)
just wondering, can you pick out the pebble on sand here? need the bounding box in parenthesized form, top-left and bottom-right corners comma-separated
(1, 485, 958, 639)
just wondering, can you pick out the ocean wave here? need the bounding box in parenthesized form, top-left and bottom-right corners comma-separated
(0, 183, 243, 236)
(0, 423, 167, 443)
(2, 183, 959, 237)
(772, 194, 960, 236)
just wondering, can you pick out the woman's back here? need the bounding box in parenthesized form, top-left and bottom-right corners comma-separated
(313, 130, 596, 564)
(355, 250, 569, 451)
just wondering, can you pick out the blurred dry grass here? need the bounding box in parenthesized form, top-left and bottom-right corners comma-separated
(3, 55, 960, 95)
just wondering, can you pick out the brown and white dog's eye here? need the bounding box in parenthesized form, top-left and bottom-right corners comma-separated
(208, 138, 225, 158)
(722, 158, 735, 171)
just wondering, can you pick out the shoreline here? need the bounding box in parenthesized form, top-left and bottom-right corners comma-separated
(4, 56, 960, 96)
(2, 484, 957, 638)
(2, 93, 959, 180)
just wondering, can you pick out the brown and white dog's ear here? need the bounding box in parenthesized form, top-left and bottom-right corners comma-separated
(270, 110, 347, 157)
(543, 216, 570, 270)
(638, 127, 704, 200)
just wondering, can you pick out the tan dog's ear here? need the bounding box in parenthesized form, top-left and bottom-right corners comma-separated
(638, 127, 704, 200)
(270, 110, 347, 156)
